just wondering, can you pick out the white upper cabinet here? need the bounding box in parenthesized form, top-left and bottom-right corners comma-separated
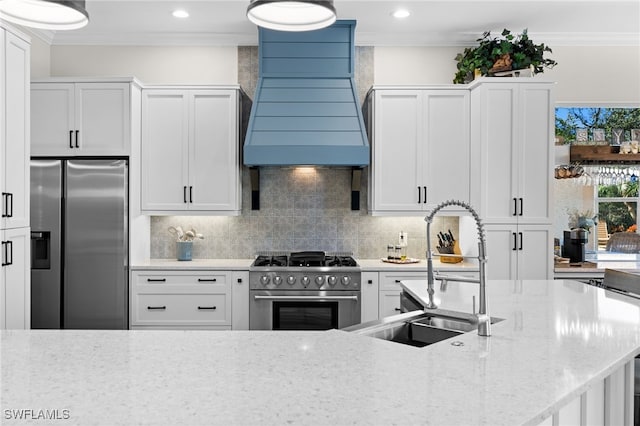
(471, 80, 555, 225)
(469, 80, 555, 280)
(31, 81, 132, 156)
(141, 87, 241, 215)
(1, 30, 30, 229)
(367, 87, 470, 215)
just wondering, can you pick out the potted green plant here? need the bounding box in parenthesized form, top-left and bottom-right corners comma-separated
(453, 29, 557, 84)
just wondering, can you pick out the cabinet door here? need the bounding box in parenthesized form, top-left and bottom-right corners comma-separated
(516, 224, 553, 280)
(2, 31, 30, 229)
(485, 224, 553, 280)
(1, 227, 30, 329)
(484, 225, 519, 280)
(188, 90, 240, 212)
(423, 90, 470, 211)
(75, 83, 131, 155)
(370, 90, 423, 213)
(141, 90, 189, 211)
(517, 84, 554, 224)
(361, 272, 379, 322)
(231, 271, 249, 330)
(474, 84, 519, 224)
(379, 290, 403, 318)
(31, 83, 74, 156)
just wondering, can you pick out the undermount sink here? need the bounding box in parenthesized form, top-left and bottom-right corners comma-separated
(344, 310, 504, 348)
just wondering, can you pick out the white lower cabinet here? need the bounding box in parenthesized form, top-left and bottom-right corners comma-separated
(130, 270, 232, 329)
(362, 268, 481, 322)
(231, 271, 249, 330)
(1, 227, 30, 329)
(361, 272, 379, 323)
(484, 224, 553, 280)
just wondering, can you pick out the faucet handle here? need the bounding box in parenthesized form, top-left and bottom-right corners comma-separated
(472, 295, 476, 314)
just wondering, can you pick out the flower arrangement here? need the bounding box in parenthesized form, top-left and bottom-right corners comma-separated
(168, 225, 204, 242)
(567, 209, 598, 232)
(627, 224, 637, 233)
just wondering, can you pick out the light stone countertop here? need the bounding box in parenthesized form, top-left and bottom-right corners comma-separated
(132, 258, 478, 272)
(3, 279, 639, 426)
(555, 251, 640, 276)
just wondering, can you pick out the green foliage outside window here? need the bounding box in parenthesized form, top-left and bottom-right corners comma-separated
(556, 108, 640, 143)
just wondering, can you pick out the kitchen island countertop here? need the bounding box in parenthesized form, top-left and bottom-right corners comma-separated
(3, 279, 639, 426)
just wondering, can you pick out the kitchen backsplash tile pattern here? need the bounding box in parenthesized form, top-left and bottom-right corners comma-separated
(150, 168, 458, 259)
(149, 46, 458, 260)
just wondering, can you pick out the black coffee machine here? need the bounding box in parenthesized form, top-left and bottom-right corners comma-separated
(563, 229, 588, 263)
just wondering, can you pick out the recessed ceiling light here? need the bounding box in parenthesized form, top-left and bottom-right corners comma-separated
(172, 9, 189, 18)
(392, 9, 410, 19)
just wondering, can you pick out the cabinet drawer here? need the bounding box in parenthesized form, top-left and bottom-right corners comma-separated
(379, 272, 425, 291)
(133, 272, 227, 286)
(133, 293, 230, 326)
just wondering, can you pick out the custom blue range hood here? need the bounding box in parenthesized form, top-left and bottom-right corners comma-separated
(243, 20, 369, 167)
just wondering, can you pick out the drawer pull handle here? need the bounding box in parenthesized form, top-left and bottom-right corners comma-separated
(394, 308, 402, 312)
(146, 278, 166, 282)
(198, 278, 217, 282)
(147, 306, 166, 310)
(197, 306, 217, 310)
(394, 280, 401, 283)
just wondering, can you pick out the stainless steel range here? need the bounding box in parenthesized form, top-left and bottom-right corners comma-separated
(249, 251, 362, 330)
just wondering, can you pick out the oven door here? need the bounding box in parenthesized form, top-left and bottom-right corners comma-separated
(249, 290, 361, 330)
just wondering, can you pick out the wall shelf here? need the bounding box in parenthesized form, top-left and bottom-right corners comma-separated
(569, 145, 640, 163)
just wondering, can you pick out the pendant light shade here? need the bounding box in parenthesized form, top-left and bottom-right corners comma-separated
(0, 0, 89, 30)
(247, 0, 336, 32)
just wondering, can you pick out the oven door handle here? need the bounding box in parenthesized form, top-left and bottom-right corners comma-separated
(253, 295, 359, 301)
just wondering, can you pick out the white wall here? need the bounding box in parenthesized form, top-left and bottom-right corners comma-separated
(49, 45, 238, 85)
(373, 45, 640, 103)
(34, 44, 639, 104)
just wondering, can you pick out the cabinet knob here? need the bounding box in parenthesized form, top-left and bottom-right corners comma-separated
(367, 279, 373, 284)
(237, 278, 243, 283)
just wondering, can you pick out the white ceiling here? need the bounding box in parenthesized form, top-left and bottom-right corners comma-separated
(40, 0, 640, 47)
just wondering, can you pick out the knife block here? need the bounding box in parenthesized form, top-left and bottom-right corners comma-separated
(438, 241, 463, 264)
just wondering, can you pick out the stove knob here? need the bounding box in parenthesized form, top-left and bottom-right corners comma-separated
(327, 276, 337, 286)
(273, 276, 283, 286)
(301, 276, 310, 287)
(341, 276, 351, 286)
(315, 276, 325, 287)
(260, 275, 270, 286)
(287, 276, 296, 285)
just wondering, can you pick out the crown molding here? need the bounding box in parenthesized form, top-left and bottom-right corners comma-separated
(49, 30, 639, 47)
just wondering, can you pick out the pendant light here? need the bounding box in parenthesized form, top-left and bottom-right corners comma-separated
(247, 0, 336, 32)
(0, 0, 89, 30)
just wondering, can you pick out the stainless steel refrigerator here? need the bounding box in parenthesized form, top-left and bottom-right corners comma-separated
(30, 159, 128, 329)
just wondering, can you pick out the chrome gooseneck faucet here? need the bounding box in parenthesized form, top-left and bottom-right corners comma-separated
(425, 200, 491, 337)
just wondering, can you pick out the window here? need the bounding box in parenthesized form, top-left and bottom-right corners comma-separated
(555, 106, 640, 248)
